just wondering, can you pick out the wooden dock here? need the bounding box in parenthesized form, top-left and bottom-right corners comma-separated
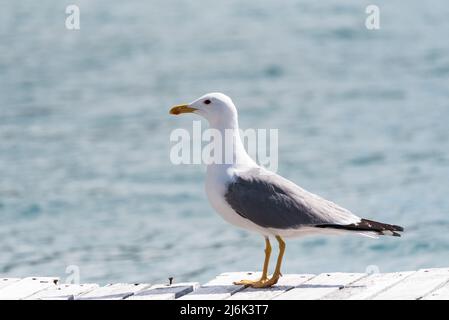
(1, 268, 449, 300)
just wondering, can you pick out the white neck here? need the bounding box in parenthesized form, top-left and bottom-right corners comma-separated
(207, 115, 257, 169)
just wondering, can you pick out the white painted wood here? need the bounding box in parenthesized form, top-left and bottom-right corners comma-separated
(178, 272, 261, 300)
(3, 268, 449, 300)
(422, 280, 449, 300)
(322, 271, 415, 300)
(0, 278, 21, 290)
(76, 283, 150, 300)
(373, 268, 449, 300)
(0, 277, 59, 300)
(227, 274, 315, 300)
(127, 282, 199, 300)
(27, 283, 99, 300)
(274, 273, 366, 300)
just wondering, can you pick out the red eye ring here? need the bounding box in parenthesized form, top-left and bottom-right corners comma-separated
(204, 99, 211, 105)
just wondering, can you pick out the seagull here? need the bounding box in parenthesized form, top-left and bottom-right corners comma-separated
(169, 92, 404, 288)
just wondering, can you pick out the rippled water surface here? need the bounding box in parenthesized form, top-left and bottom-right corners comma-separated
(1, 1, 449, 284)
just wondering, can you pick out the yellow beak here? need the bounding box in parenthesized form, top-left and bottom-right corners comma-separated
(169, 104, 197, 115)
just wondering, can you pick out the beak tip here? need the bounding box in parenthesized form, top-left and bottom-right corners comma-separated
(169, 104, 195, 116)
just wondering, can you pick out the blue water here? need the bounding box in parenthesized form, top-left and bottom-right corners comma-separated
(1, 0, 449, 285)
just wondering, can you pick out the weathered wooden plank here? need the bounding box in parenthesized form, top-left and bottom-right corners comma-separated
(227, 274, 315, 300)
(323, 271, 415, 300)
(178, 272, 261, 300)
(27, 283, 99, 300)
(0, 277, 59, 300)
(76, 283, 150, 300)
(422, 280, 449, 300)
(274, 273, 366, 300)
(373, 268, 449, 300)
(2, 268, 448, 300)
(0, 278, 21, 290)
(127, 282, 199, 300)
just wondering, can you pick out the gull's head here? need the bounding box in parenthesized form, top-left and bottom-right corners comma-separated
(169, 92, 237, 125)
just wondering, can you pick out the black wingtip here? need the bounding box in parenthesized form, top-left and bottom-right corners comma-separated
(316, 218, 404, 237)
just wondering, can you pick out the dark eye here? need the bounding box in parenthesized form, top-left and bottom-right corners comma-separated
(204, 99, 211, 105)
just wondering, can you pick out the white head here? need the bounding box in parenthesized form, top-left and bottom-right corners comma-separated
(170, 92, 238, 128)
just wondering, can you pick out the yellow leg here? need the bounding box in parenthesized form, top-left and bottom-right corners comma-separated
(234, 237, 271, 286)
(250, 235, 285, 288)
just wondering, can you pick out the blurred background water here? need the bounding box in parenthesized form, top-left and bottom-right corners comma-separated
(0, 0, 449, 285)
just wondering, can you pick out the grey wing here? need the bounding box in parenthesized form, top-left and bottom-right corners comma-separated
(224, 169, 360, 230)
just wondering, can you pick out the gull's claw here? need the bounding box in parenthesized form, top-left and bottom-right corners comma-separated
(233, 278, 267, 286)
(233, 275, 279, 288)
